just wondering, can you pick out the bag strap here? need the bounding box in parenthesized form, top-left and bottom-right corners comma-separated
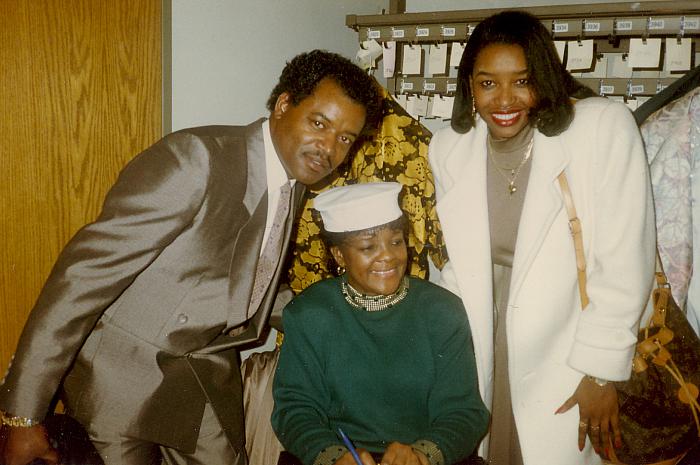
(558, 171, 666, 311)
(557, 172, 589, 309)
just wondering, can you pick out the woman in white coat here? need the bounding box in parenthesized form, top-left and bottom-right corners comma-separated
(429, 11, 656, 465)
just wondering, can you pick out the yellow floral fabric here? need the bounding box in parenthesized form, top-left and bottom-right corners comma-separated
(286, 89, 448, 295)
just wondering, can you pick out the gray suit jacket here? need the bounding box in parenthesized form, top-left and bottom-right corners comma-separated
(0, 119, 304, 453)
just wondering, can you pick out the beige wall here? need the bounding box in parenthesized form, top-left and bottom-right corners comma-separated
(169, 0, 387, 131)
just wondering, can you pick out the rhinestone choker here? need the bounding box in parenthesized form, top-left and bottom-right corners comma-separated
(341, 276, 409, 312)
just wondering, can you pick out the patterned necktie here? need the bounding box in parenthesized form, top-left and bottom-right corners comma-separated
(247, 182, 292, 317)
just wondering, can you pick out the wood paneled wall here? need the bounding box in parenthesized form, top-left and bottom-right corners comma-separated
(0, 1, 162, 375)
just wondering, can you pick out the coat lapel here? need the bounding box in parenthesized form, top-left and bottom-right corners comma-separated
(226, 120, 268, 327)
(509, 130, 570, 300)
(435, 122, 494, 376)
(222, 119, 306, 341)
(204, 184, 304, 352)
(242, 119, 268, 214)
(435, 122, 572, 392)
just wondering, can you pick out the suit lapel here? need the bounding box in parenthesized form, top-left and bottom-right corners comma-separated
(242, 119, 268, 214)
(224, 117, 306, 339)
(226, 120, 268, 327)
(205, 184, 304, 351)
(509, 130, 570, 300)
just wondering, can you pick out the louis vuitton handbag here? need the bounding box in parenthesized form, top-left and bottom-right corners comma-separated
(558, 172, 700, 465)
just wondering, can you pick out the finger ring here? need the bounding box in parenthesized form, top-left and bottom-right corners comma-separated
(590, 425, 600, 430)
(579, 421, 588, 428)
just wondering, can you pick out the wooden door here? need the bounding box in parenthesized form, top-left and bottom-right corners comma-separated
(0, 1, 162, 375)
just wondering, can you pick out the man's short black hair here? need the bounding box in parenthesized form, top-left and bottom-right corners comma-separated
(267, 50, 382, 135)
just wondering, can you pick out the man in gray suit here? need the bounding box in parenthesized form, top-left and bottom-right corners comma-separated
(0, 50, 381, 465)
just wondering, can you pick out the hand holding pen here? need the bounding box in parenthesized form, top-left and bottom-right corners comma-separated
(335, 428, 429, 465)
(336, 427, 373, 465)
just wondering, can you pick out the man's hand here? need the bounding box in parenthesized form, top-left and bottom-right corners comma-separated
(1, 424, 59, 465)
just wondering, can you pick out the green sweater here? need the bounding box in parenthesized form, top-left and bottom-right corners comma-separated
(272, 277, 488, 465)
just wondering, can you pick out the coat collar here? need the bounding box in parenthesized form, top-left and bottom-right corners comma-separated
(437, 120, 571, 304)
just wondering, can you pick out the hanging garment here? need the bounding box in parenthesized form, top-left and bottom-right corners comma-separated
(637, 85, 700, 335)
(635, 65, 700, 125)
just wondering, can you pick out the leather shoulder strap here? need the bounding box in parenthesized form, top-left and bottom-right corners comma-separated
(557, 172, 589, 309)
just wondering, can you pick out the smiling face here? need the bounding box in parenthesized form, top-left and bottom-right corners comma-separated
(269, 78, 367, 186)
(470, 43, 537, 139)
(330, 226, 408, 297)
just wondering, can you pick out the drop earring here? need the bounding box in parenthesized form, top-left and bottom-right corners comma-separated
(471, 97, 477, 121)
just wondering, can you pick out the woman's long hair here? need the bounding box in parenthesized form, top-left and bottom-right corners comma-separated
(451, 10, 595, 136)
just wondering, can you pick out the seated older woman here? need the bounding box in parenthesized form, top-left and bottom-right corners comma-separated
(271, 182, 488, 465)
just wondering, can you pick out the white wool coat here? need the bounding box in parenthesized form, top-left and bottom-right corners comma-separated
(429, 97, 656, 465)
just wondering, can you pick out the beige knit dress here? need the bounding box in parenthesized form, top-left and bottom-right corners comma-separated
(486, 125, 534, 465)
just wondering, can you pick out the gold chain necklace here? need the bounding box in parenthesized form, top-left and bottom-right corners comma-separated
(341, 276, 409, 312)
(488, 136, 534, 196)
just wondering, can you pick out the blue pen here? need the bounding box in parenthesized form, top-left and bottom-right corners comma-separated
(337, 427, 364, 465)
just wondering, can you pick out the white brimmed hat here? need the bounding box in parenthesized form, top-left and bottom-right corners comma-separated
(314, 182, 403, 233)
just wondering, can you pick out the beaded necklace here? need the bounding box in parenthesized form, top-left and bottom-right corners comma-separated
(341, 276, 409, 312)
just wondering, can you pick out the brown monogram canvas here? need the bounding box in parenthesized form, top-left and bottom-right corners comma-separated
(614, 285, 700, 464)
